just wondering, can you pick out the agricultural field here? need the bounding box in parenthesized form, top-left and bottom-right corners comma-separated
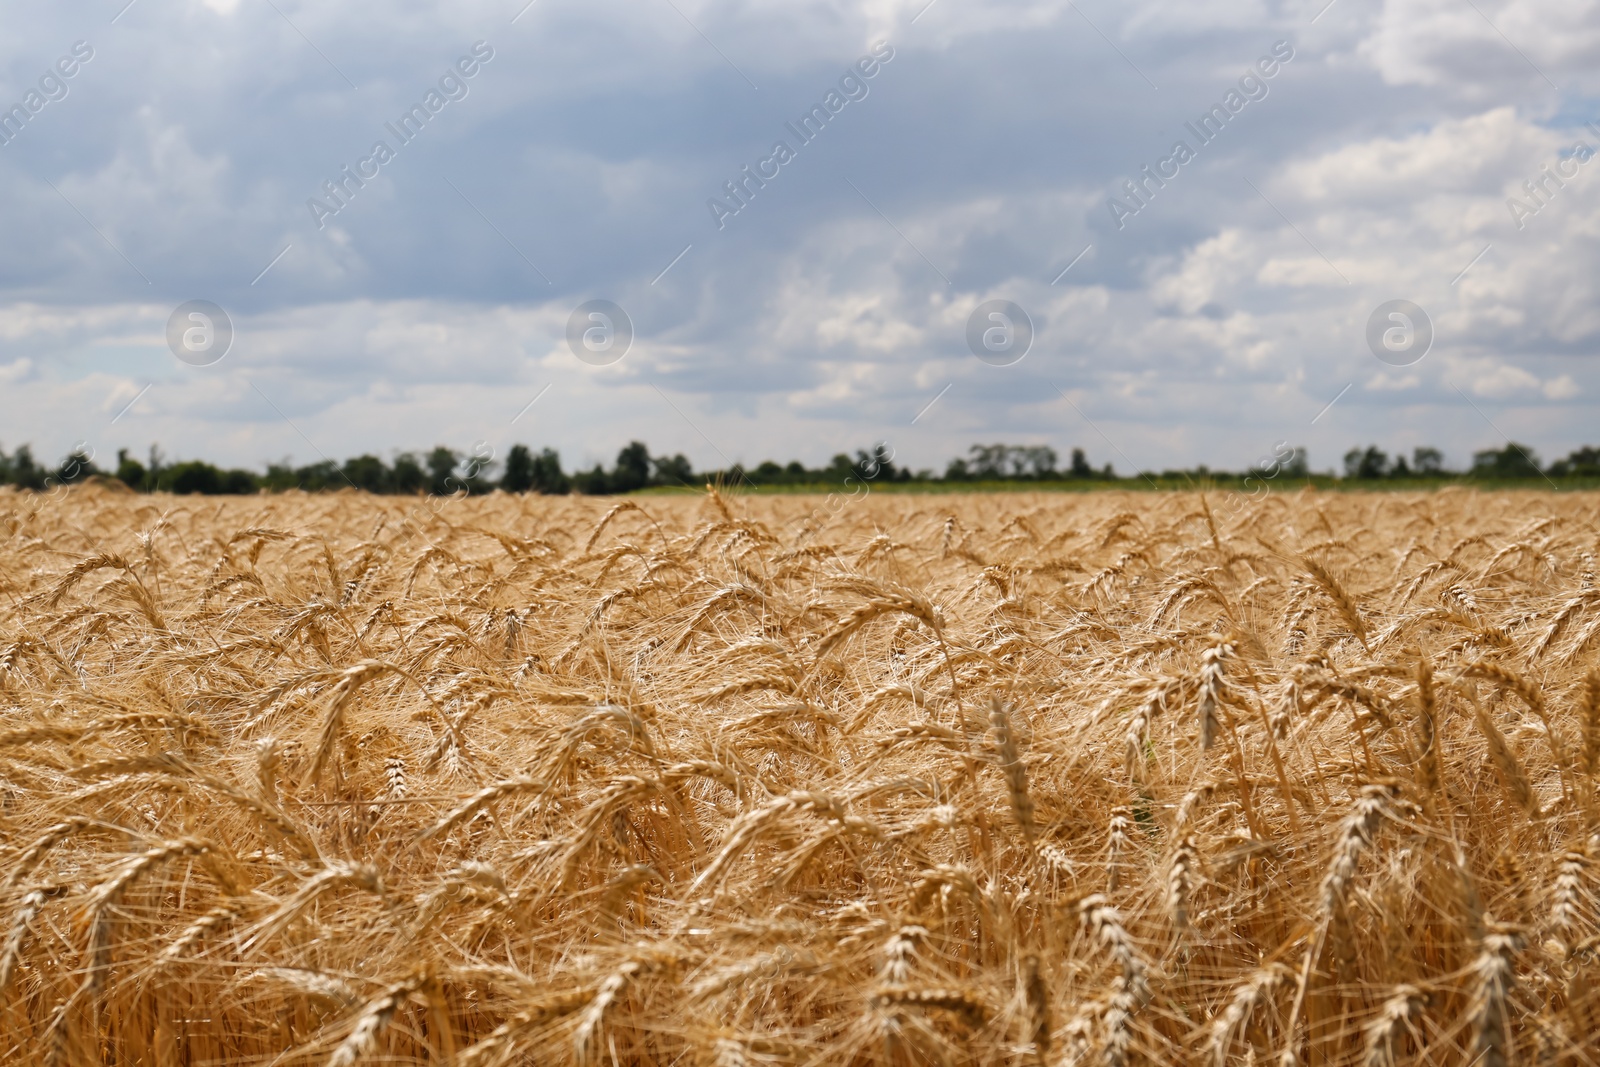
(1, 483, 1598, 1066)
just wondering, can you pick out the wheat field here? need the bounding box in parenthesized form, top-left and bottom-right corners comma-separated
(0, 483, 1597, 1066)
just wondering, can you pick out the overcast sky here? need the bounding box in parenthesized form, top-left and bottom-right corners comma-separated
(0, 0, 1597, 475)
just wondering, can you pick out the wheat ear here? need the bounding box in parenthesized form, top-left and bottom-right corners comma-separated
(1469, 924, 1521, 1067)
(990, 697, 1036, 844)
(326, 975, 428, 1067)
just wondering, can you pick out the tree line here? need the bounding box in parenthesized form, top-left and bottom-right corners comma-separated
(0, 439, 1595, 495)
(1341, 443, 1592, 479)
(0, 441, 1119, 495)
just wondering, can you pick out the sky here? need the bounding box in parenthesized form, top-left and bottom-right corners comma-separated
(0, 0, 1597, 477)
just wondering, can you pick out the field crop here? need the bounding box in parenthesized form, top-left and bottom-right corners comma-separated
(1, 483, 1598, 1065)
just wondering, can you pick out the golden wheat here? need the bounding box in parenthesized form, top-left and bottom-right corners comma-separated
(0, 483, 1598, 1064)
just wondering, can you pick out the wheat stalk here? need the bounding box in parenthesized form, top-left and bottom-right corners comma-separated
(3, 485, 1599, 1065)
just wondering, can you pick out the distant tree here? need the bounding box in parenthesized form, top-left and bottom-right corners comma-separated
(967, 444, 1008, 479)
(260, 462, 296, 491)
(1471, 443, 1541, 479)
(571, 465, 611, 494)
(167, 462, 219, 494)
(1344, 446, 1390, 479)
(342, 454, 390, 493)
(1276, 447, 1309, 477)
(652, 453, 695, 486)
(293, 461, 342, 491)
(531, 448, 569, 494)
(1548, 446, 1600, 477)
(1412, 447, 1444, 474)
(426, 447, 459, 495)
(1022, 446, 1059, 478)
(1070, 448, 1092, 478)
(963, 444, 1060, 479)
(54, 448, 98, 485)
(10, 445, 43, 490)
(612, 441, 653, 492)
(457, 445, 497, 494)
(163, 461, 254, 494)
(944, 457, 972, 480)
(115, 449, 147, 490)
(825, 453, 856, 481)
(221, 468, 259, 493)
(854, 444, 899, 481)
(392, 453, 426, 493)
(501, 445, 536, 493)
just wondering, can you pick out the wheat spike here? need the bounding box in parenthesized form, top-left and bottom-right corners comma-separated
(2, 480, 1598, 1065)
(1167, 834, 1201, 934)
(1469, 924, 1521, 1067)
(1473, 700, 1540, 817)
(1023, 952, 1051, 1062)
(1362, 984, 1424, 1067)
(326, 975, 428, 1067)
(990, 697, 1036, 843)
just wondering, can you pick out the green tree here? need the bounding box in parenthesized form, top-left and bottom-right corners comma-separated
(9, 445, 43, 489)
(612, 441, 652, 492)
(55, 448, 98, 484)
(854, 443, 902, 481)
(115, 449, 147, 490)
(571, 465, 611, 494)
(342, 454, 391, 493)
(531, 448, 569, 494)
(293, 461, 342, 491)
(1548, 447, 1600, 477)
(501, 445, 536, 493)
(1471, 443, 1541, 479)
(966, 444, 1007, 479)
(826, 453, 856, 481)
(426, 447, 459, 495)
(1021, 446, 1059, 478)
(652, 453, 695, 486)
(165, 461, 222, 494)
(1344, 446, 1390, 479)
(222, 468, 259, 493)
(1412, 447, 1444, 474)
(392, 453, 426, 493)
(458, 445, 497, 494)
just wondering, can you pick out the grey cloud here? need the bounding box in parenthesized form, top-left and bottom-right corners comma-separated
(2, 0, 1599, 474)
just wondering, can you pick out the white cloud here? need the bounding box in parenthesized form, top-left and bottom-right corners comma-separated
(1358, 0, 1600, 98)
(0, 358, 33, 385)
(4, 1, 1600, 475)
(1466, 362, 1542, 397)
(1544, 374, 1580, 399)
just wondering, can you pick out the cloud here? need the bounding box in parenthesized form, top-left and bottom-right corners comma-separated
(0, 358, 33, 385)
(2, 0, 1599, 475)
(1357, 0, 1600, 99)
